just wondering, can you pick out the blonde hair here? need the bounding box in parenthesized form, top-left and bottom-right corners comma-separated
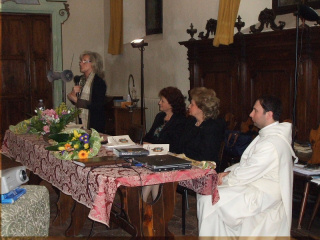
(80, 51, 104, 79)
(189, 87, 220, 120)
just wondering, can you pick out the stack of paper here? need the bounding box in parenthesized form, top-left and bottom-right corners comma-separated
(311, 178, 320, 185)
(143, 144, 169, 155)
(294, 142, 312, 154)
(294, 164, 320, 176)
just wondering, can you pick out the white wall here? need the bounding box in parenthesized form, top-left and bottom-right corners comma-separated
(63, 0, 320, 99)
(62, 0, 105, 103)
(62, 0, 319, 127)
(104, 0, 274, 100)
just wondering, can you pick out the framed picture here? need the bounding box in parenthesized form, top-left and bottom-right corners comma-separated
(145, 0, 162, 35)
(272, 0, 320, 15)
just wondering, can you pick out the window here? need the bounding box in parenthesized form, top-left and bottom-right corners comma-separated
(145, 0, 162, 35)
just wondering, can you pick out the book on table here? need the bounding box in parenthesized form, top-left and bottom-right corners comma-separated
(113, 147, 149, 157)
(142, 144, 169, 155)
(72, 156, 126, 167)
(106, 135, 136, 148)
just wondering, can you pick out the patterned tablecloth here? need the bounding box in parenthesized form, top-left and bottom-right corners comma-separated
(2, 130, 219, 226)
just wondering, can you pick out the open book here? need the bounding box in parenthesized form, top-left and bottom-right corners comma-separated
(106, 135, 135, 148)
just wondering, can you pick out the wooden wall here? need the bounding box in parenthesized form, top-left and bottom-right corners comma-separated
(180, 26, 320, 141)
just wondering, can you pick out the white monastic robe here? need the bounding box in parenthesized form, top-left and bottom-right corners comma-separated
(197, 122, 297, 237)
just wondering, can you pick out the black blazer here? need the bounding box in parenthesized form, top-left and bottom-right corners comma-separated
(76, 74, 107, 133)
(179, 116, 226, 167)
(143, 112, 186, 153)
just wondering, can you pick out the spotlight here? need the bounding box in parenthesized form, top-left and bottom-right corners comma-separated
(131, 38, 148, 126)
(131, 39, 148, 48)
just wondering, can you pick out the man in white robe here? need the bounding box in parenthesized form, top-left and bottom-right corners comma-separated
(197, 96, 297, 237)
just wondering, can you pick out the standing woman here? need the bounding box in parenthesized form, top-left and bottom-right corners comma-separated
(143, 86, 187, 153)
(180, 87, 225, 172)
(67, 51, 107, 133)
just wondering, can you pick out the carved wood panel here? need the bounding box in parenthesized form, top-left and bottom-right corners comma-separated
(180, 27, 320, 141)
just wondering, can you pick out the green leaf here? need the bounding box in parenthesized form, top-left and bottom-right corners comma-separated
(45, 143, 65, 151)
(49, 133, 70, 142)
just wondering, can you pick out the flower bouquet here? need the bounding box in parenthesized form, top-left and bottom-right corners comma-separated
(45, 128, 102, 160)
(9, 102, 81, 135)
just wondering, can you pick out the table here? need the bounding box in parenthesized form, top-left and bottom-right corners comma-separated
(293, 152, 319, 229)
(2, 130, 219, 237)
(293, 171, 312, 229)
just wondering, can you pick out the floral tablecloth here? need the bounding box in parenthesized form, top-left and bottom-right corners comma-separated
(2, 130, 219, 226)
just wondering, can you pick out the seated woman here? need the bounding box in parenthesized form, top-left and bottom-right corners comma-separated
(179, 87, 226, 172)
(142, 86, 186, 201)
(143, 86, 187, 153)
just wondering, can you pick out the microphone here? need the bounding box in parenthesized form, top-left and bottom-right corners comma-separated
(73, 75, 81, 97)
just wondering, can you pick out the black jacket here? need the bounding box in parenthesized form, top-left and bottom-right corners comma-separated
(76, 74, 107, 133)
(179, 116, 226, 168)
(143, 112, 186, 153)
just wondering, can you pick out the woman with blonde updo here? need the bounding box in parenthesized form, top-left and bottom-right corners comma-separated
(179, 87, 225, 172)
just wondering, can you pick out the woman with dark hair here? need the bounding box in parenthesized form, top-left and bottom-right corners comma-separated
(142, 86, 186, 202)
(143, 86, 187, 153)
(180, 87, 225, 172)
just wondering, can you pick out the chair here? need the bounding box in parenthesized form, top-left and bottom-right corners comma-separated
(308, 183, 320, 230)
(178, 141, 226, 235)
(128, 124, 144, 144)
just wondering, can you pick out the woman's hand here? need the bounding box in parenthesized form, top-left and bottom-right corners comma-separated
(67, 91, 77, 103)
(217, 171, 230, 185)
(73, 86, 82, 94)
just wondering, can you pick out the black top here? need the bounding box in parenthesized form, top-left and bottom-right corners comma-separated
(76, 74, 107, 133)
(179, 116, 226, 170)
(143, 112, 186, 153)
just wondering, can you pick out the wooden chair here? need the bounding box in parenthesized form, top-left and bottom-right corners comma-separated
(128, 124, 144, 144)
(309, 125, 320, 165)
(179, 141, 225, 235)
(225, 112, 237, 131)
(308, 183, 320, 230)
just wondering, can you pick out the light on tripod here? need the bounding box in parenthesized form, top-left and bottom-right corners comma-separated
(131, 38, 148, 126)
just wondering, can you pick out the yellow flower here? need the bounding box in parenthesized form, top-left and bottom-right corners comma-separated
(73, 130, 82, 139)
(84, 143, 89, 149)
(78, 150, 88, 159)
(74, 144, 79, 149)
(58, 146, 65, 151)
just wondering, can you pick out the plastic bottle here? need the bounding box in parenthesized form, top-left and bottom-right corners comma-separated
(37, 99, 45, 111)
(126, 94, 131, 102)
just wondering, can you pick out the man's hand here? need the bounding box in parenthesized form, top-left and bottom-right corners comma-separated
(217, 171, 230, 185)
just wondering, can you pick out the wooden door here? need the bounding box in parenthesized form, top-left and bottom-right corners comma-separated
(0, 13, 52, 142)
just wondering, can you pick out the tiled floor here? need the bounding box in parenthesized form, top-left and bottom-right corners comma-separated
(42, 180, 320, 239)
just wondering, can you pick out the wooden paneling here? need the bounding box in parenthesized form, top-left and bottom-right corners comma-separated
(0, 14, 52, 142)
(180, 27, 320, 141)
